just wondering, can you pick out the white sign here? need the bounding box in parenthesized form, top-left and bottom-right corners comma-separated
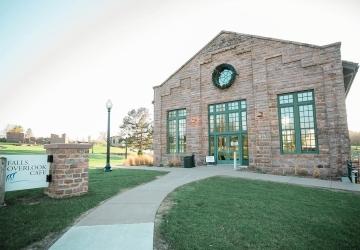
(205, 156, 215, 163)
(1, 155, 49, 192)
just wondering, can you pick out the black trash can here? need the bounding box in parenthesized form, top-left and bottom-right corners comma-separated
(353, 170, 359, 184)
(184, 155, 195, 168)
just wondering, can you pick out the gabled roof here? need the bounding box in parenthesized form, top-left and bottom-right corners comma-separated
(154, 30, 342, 89)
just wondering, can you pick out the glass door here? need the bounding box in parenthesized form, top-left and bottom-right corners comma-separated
(209, 100, 248, 165)
(216, 135, 240, 163)
(229, 135, 240, 162)
(217, 136, 227, 162)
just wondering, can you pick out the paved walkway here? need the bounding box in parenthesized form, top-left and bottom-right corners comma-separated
(50, 166, 360, 250)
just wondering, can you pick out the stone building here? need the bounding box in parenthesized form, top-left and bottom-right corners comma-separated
(110, 136, 123, 147)
(50, 133, 67, 144)
(6, 132, 25, 143)
(153, 31, 358, 178)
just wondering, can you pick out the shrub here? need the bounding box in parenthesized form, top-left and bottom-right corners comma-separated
(295, 167, 308, 176)
(168, 158, 182, 167)
(124, 155, 153, 166)
(313, 168, 321, 178)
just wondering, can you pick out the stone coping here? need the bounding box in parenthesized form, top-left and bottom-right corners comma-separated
(44, 143, 91, 149)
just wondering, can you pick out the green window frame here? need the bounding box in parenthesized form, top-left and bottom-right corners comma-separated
(167, 109, 186, 154)
(278, 90, 318, 154)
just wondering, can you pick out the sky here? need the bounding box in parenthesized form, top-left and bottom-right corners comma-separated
(0, 0, 359, 140)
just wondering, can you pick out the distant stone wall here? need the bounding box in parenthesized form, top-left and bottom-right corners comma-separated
(44, 143, 91, 198)
(153, 32, 351, 178)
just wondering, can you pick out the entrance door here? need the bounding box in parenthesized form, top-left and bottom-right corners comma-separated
(216, 135, 240, 163)
(209, 100, 248, 165)
(229, 135, 240, 162)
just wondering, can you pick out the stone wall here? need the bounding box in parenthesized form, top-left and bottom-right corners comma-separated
(153, 31, 351, 178)
(44, 144, 91, 198)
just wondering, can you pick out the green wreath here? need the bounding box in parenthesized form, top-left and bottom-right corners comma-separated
(212, 64, 237, 89)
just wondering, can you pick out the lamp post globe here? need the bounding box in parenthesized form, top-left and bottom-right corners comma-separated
(106, 99, 113, 110)
(104, 99, 113, 172)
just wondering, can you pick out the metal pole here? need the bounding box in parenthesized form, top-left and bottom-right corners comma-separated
(0, 157, 6, 206)
(233, 151, 237, 170)
(104, 108, 112, 172)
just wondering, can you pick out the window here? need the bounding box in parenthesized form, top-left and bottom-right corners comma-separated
(209, 100, 247, 134)
(212, 64, 237, 89)
(168, 109, 186, 153)
(278, 90, 318, 154)
(228, 113, 239, 131)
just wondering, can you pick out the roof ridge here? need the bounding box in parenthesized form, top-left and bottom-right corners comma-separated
(220, 30, 341, 49)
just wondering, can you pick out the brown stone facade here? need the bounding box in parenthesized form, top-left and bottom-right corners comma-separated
(153, 31, 358, 178)
(44, 143, 91, 198)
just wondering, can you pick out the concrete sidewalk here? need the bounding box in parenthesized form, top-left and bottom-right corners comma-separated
(50, 166, 360, 250)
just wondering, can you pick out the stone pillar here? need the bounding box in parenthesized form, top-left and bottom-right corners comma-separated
(0, 157, 6, 206)
(44, 144, 91, 198)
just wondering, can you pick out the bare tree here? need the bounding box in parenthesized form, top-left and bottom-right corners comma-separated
(25, 128, 33, 138)
(96, 132, 107, 145)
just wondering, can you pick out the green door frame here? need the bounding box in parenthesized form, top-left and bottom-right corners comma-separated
(215, 134, 242, 164)
(208, 100, 248, 165)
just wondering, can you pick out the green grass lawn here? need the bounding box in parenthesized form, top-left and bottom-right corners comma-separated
(160, 177, 360, 250)
(0, 168, 167, 250)
(88, 153, 124, 168)
(0, 143, 45, 154)
(0, 143, 125, 168)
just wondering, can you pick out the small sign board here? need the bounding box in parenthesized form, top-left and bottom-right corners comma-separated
(205, 156, 215, 163)
(1, 155, 49, 192)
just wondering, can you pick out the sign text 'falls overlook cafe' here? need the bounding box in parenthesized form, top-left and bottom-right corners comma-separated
(0, 143, 91, 205)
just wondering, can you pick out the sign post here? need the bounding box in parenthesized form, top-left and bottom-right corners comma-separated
(0, 157, 6, 206)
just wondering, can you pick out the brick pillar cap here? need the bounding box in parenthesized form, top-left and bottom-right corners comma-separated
(44, 143, 92, 149)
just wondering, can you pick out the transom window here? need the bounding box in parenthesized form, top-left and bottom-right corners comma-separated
(167, 109, 186, 154)
(278, 90, 318, 154)
(209, 101, 247, 133)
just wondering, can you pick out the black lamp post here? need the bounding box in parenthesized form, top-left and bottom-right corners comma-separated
(104, 99, 113, 172)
